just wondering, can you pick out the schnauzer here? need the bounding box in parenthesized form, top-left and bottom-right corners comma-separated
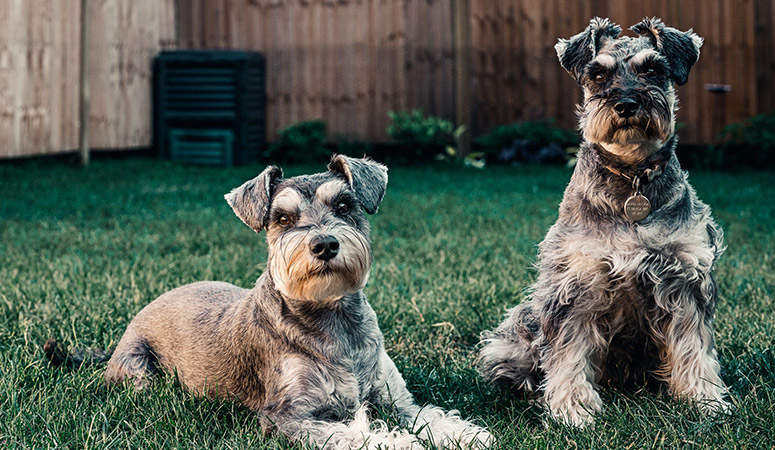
(51, 156, 490, 448)
(478, 18, 728, 426)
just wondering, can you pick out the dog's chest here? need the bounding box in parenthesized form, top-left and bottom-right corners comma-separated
(548, 219, 715, 296)
(286, 337, 381, 418)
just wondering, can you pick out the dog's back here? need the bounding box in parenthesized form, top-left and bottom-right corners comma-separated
(105, 281, 251, 394)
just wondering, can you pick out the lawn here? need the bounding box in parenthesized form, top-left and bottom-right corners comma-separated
(1, 157, 773, 449)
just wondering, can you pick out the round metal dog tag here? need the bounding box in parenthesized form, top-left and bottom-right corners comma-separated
(624, 194, 651, 222)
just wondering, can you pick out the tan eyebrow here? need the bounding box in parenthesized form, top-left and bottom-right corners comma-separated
(315, 180, 348, 204)
(272, 188, 304, 212)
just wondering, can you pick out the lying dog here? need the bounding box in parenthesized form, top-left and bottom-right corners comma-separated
(478, 18, 728, 426)
(57, 155, 489, 449)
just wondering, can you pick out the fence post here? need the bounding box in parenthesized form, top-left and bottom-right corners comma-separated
(78, 0, 90, 167)
(453, 0, 471, 157)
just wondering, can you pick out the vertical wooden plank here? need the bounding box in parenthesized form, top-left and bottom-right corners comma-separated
(297, 0, 312, 124)
(264, 2, 281, 136)
(48, 0, 64, 152)
(522, 0, 542, 120)
(429, 0, 443, 116)
(333, 0, 346, 134)
(453, 0, 471, 154)
(339, 0, 356, 135)
(370, 0, 383, 135)
(402, 0, 414, 112)
(322, 0, 335, 133)
(741, 0, 757, 123)
(10, 0, 27, 155)
(445, 0, 455, 119)
(64, 0, 82, 152)
(543, 0, 561, 124)
(755, 0, 775, 114)
(384, 0, 401, 136)
(0, 1, 13, 155)
(287, 0, 300, 125)
(353, 0, 369, 138)
(78, 0, 90, 163)
(468, 0, 485, 134)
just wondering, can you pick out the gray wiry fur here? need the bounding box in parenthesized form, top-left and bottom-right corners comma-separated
(105, 155, 491, 449)
(478, 18, 728, 427)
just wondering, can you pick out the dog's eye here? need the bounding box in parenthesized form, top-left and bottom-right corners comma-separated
(336, 201, 350, 214)
(594, 73, 607, 83)
(278, 216, 292, 226)
(640, 64, 660, 76)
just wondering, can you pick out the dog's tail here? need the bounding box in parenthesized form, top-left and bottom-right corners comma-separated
(43, 338, 112, 369)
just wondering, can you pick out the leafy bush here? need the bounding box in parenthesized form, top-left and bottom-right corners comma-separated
(264, 120, 329, 164)
(386, 110, 461, 164)
(474, 119, 579, 165)
(713, 113, 775, 169)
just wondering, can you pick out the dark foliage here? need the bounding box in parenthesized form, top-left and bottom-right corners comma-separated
(473, 120, 580, 165)
(264, 120, 329, 164)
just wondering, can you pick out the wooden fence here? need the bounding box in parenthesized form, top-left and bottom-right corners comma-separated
(469, 0, 775, 145)
(0, 0, 175, 158)
(177, 0, 458, 144)
(1, 0, 773, 158)
(177, 0, 775, 146)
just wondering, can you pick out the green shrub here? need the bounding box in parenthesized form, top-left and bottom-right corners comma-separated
(265, 120, 329, 164)
(386, 110, 460, 163)
(714, 113, 775, 169)
(474, 119, 579, 164)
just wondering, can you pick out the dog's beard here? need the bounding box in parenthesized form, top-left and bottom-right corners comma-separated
(269, 227, 372, 303)
(580, 89, 675, 160)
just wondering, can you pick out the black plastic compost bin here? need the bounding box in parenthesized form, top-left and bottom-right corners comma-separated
(153, 50, 266, 166)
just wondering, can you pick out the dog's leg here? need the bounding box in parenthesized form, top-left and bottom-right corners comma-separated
(541, 317, 604, 427)
(104, 329, 157, 390)
(255, 356, 419, 450)
(478, 302, 541, 391)
(372, 352, 492, 449)
(262, 405, 420, 450)
(651, 280, 728, 413)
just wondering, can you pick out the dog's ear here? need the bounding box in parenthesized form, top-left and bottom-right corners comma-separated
(631, 17, 703, 86)
(556, 17, 621, 81)
(328, 154, 388, 215)
(225, 165, 283, 232)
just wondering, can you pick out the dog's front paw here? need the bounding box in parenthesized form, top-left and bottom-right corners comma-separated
(546, 387, 603, 428)
(450, 424, 493, 449)
(674, 379, 730, 416)
(694, 396, 731, 416)
(414, 408, 493, 449)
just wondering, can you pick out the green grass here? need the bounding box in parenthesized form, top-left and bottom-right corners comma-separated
(1, 158, 774, 449)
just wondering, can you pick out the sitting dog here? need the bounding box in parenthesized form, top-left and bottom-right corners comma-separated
(97, 155, 490, 449)
(478, 18, 728, 426)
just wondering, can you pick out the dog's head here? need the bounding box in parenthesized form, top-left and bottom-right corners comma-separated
(556, 17, 703, 161)
(225, 155, 387, 304)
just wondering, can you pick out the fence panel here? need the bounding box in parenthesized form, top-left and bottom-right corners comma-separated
(1, 0, 774, 158)
(0, 0, 175, 158)
(469, 0, 771, 144)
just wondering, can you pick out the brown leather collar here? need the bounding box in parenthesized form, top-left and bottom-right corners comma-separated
(594, 143, 671, 184)
(603, 159, 667, 183)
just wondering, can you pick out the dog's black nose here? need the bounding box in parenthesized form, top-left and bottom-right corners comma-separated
(309, 235, 339, 261)
(614, 98, 639, 118)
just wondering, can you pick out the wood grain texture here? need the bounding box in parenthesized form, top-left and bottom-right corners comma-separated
(0, 0, 175, 158)
(2, 0, 773, 157)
